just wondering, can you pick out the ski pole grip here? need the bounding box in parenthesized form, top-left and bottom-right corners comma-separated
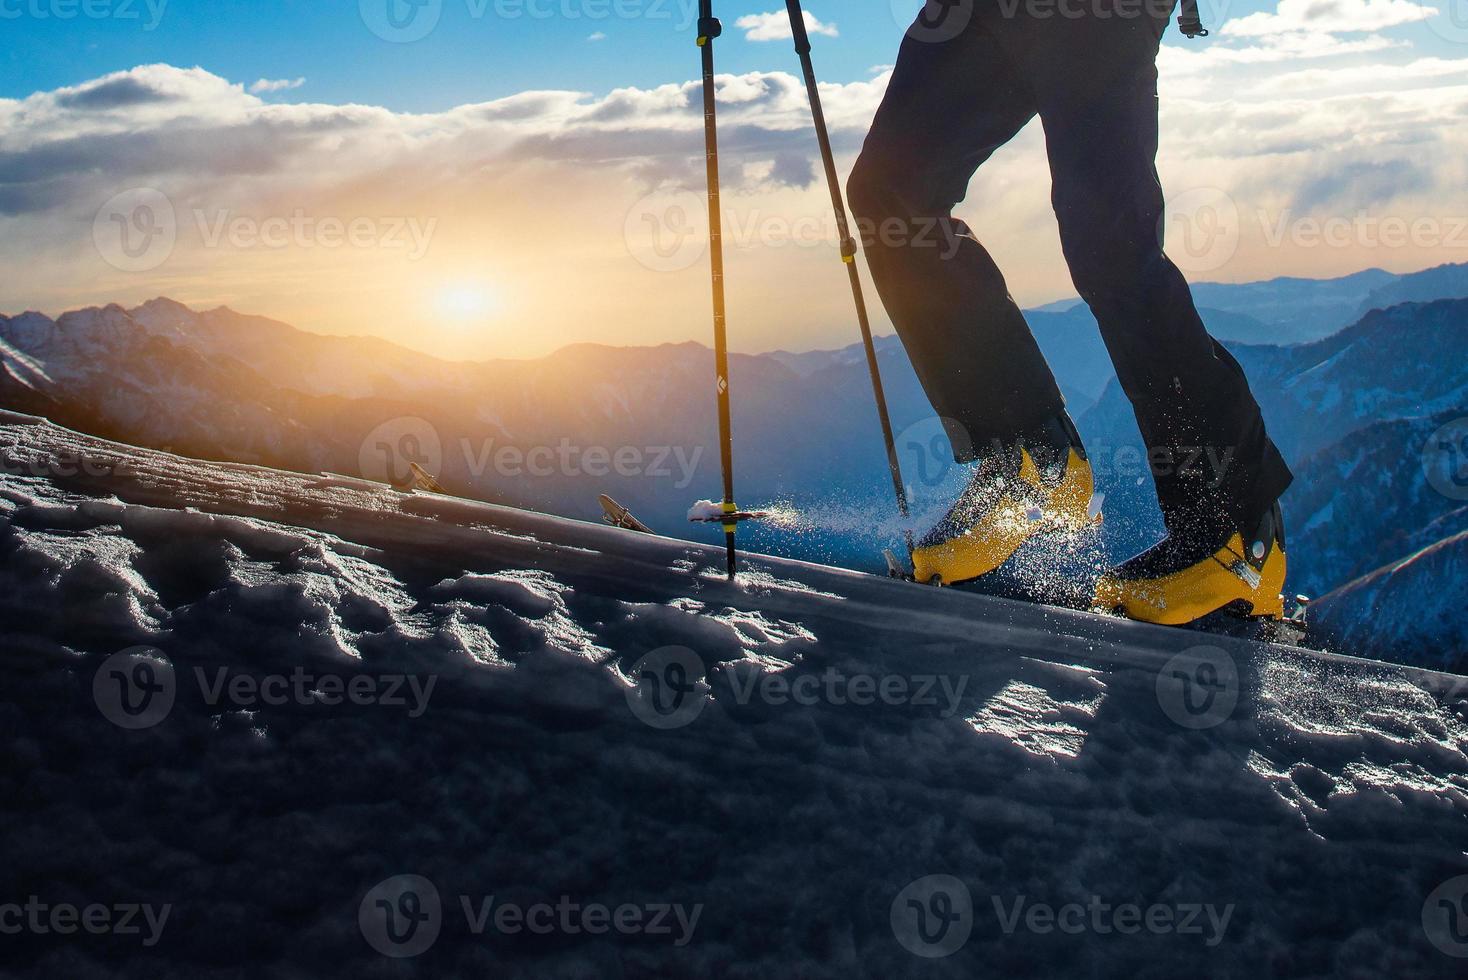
(697, 16, 722, 43)
(785, 0, 812, 54)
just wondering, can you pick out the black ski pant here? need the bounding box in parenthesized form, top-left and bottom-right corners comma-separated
(847, 0, 1292, 533)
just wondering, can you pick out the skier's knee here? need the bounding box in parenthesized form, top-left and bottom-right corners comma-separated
(847, 150, 895, 233)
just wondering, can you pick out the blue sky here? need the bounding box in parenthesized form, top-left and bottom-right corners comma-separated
(4, 0, 1317, 108)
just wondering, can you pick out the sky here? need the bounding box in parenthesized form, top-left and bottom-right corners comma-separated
(3, 0, 1468, 360)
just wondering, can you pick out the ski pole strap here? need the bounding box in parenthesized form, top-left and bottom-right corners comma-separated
(697, 0, 721, 45)
(722, 501, 738, 533)
(1177, 0, 1208, 37)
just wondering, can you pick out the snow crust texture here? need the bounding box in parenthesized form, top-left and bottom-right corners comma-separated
(2, 413, 1467, 978)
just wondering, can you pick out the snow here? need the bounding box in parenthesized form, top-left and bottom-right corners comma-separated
(2, 411, 1467, 977)
(687, 498, 726, 522)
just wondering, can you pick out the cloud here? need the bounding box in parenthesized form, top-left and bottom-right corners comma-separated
(250, 77, 306, 94)
(1223, 0, 1435, 37)
(735, 10, 838, 42)
(55, 76, 176, 110)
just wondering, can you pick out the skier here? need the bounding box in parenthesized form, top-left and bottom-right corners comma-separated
(847, 0, 1292, 624)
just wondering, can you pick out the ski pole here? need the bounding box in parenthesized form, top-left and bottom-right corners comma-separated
(783, 0, 913, 553)
(697, 1, 740, 580)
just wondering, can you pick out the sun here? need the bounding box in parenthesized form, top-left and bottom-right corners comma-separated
(435, 283, 498, 320)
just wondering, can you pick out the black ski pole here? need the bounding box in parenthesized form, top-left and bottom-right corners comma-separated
(697, 1, 740, 580)
(783, 0, 912, 553)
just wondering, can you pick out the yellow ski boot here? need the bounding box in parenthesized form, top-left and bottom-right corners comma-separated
(911, 415, 1097, 586)
(1094, 502, 1287, 625)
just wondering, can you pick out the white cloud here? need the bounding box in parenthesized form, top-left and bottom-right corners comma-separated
(1223, 0, 1434, 37)
(250, 77, 306, 94)
(588, 31, 607, 42)
(735, 10, 838, 42)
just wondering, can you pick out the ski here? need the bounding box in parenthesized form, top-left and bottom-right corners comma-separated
(600, 494, 654, 534)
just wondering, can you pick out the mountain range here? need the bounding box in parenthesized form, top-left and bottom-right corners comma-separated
(2, 262, 1466, 670)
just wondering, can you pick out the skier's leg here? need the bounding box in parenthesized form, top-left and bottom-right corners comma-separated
(1027, 33, 1293, 622)
(1039, 60, 1292, 536)
(847, 20, 1065, 459)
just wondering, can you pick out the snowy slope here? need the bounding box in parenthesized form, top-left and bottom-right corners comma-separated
(2, 412, 1467, 978)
